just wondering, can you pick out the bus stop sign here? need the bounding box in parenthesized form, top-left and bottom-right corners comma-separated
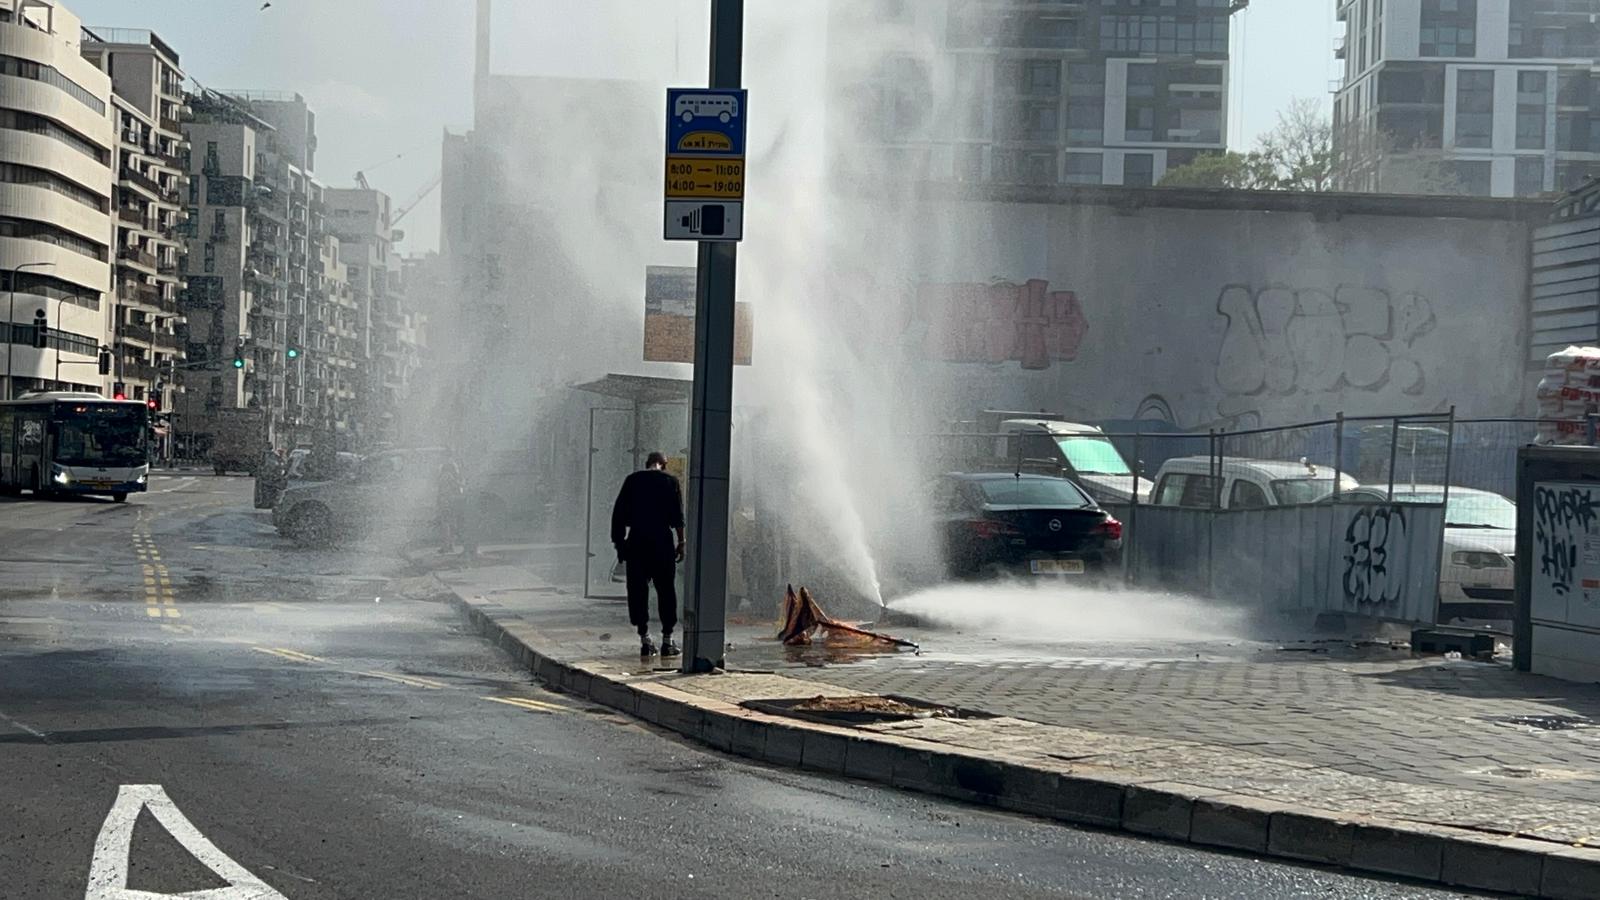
(664, 87, 747, 242)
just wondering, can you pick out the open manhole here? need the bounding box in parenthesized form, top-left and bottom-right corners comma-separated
(741, 694, 993, 727)
(1485, 714, 1592, 732)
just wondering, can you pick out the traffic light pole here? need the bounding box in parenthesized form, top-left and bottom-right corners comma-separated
(679, 0, 742, 675)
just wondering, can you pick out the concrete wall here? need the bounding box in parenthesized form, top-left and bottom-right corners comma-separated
(833, 190, 1538, 430)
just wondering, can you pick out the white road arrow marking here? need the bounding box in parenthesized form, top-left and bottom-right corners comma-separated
(85, 784, 288, 899)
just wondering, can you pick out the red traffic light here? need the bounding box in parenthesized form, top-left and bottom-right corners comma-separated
(146, 398, 159, 410)
(113, 392, 127, 401)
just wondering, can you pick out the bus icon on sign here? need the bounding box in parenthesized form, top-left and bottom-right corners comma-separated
(675, 93, 740, 124)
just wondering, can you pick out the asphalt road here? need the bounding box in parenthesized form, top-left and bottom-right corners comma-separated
(0, 476, 1489, 899)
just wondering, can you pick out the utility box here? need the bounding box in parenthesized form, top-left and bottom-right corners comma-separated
(1514, 445, 1600, 682)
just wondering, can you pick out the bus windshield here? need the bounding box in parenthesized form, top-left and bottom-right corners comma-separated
(54, 405, 148, 467)
(1055, 435, 1132, 476)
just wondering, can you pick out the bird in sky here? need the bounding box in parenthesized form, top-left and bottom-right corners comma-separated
(260, 2, 272, 9)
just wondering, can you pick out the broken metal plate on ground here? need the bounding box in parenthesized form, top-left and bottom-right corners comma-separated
(742, 694, 993, 727)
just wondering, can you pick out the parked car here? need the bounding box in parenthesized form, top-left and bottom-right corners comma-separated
(1341, 485, 1516, 621)
(934, 472, 1123, 578)
(253, 448, 361, 509)
(273, 447, 449, 546)
(1151, 456, 1359, 509)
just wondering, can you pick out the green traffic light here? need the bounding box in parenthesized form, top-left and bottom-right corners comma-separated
(286, 347, 300, 359)
(232, 358, 245, 369)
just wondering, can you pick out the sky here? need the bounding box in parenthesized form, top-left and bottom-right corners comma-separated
(64, 0, 1342, 253)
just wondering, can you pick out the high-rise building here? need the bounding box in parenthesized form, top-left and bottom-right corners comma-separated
(0, 0, 115, 400)
(323, 185, 393, 440)
(81, 27, 189, 422)
(1335, 0, 1600, 197)
(828, 0, 1238, 187)
(175, 90, 327, 452)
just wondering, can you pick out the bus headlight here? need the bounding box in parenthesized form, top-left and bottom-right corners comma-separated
(51, 465, 72, 485)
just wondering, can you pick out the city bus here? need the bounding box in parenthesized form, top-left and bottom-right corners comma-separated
(0, 393, 151, 502)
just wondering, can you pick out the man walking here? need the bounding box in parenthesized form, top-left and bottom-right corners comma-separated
(611, 451, 685, 658)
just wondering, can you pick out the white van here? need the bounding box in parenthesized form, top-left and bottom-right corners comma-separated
(994, 418, 1154, 505)
(1151, 456, 1359, 509)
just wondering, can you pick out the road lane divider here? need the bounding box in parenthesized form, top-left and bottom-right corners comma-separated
(356, 670, 446, 689)
(482, 695, 571, 715)
(253, 647, 325, 664)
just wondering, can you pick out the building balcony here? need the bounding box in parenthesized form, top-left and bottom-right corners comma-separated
(120, 166, 164, 198)
(153, 330, 181, 352)
(117, 206, 151, 230)
(123, 360, 159, 382)
(118, 322, 154, 344)
(117, 246, 159, 272)
(160, 115, 182, 134)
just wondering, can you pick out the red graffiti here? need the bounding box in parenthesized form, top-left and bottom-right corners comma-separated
(916, 279, 1088, 370)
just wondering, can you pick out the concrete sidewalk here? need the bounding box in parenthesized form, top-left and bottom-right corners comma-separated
(417, 549, 1600, 899)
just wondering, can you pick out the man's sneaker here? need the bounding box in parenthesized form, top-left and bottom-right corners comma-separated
(660, 638, 681, 658)
(639, 637, 657, 657)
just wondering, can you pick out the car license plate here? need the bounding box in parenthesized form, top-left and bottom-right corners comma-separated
(1031, 559, 1085, 575)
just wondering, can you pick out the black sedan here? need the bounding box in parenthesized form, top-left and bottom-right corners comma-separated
(935, 473, 1123, 578)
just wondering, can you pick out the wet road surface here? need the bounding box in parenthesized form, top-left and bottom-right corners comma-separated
(0, 476, 1490, 898)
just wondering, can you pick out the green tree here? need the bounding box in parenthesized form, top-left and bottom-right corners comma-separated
(1160, 97, 1334, 191)
(1156, 151, 1275, 189)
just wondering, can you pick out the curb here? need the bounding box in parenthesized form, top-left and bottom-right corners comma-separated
(446, 588, 1600, 899)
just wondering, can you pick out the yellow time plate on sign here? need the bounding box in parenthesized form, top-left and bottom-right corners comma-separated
(665, 156, 745, 199)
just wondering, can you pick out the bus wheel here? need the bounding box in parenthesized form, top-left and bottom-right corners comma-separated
(112, 493, 128, 503)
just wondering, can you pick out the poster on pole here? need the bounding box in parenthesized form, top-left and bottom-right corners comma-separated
(643, 266, 752, 365)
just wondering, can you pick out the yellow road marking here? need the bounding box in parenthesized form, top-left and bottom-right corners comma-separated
(357, 670, 446, 689)
(158, 577, 170, 587)
(482, 695, 569, 714)
(143, 577, 156, 587)
(253, 647, 325, 664)
(161, 595, 176, 607)
(163, 609, 180, 618)
(145, 608, 162, 618)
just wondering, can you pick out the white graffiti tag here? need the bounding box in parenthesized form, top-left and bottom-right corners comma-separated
(1216, 285, 1435, 400)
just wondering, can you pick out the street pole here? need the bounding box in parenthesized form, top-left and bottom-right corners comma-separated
(5, 261, 55, 400)
(680, 0, 742, 675)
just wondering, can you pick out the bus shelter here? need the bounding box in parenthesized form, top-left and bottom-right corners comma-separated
(571, 374, 690, 599)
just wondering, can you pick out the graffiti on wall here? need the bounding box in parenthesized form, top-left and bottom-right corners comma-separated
(1343, 505, 1409, 606)
(1534, 483, 1600, 600)
(915, 279, 1088, 370)
(1216, 285, 1436, 402)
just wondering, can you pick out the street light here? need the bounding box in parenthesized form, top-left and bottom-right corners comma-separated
(6, 261, 56, 400)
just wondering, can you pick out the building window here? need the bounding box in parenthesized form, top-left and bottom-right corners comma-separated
(0, 54, 106, 115)
(1515, 157, 1546, 196)
(1126, 105, 1156, 142)
(953, 145, 983, 182)
(1123, 153, 1155, 187)
(1100, 15, 1227, 54)
(1446, 159, 1492, 195)
(203, 243, 215, 273)
(1517, 70, 1547, 150)
(188, 177, 200, 204)
(1066, 101, 1104, 146)
(1420, 0, 1476, 57)
(0, 216, 105, 260)
(1454, 69, 1493, 149)
(1064, 153, 1102, 185)
(0, 161, 104, 211)
(1021, 151, 1057, 185)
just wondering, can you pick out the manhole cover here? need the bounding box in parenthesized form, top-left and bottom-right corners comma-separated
(1486, 714, 1592, 731)
(742, 694, 993, 726)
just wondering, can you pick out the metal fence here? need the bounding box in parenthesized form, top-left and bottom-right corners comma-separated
(925, 413, 1587, 625)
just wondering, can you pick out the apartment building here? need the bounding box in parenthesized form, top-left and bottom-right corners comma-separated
(323, 186, 393, 439)
(1335, 0, 1600, 196)
(827, 0, 1237, 186)
(0, 0, 114, 399)
(81, 27, 189, 415)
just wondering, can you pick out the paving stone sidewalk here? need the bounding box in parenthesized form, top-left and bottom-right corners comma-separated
(419, 552, 1600, 895)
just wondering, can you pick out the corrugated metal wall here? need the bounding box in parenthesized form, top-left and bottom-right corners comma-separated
(1130, 502, 1445, 624)
(1530, 216, 1600, 365)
